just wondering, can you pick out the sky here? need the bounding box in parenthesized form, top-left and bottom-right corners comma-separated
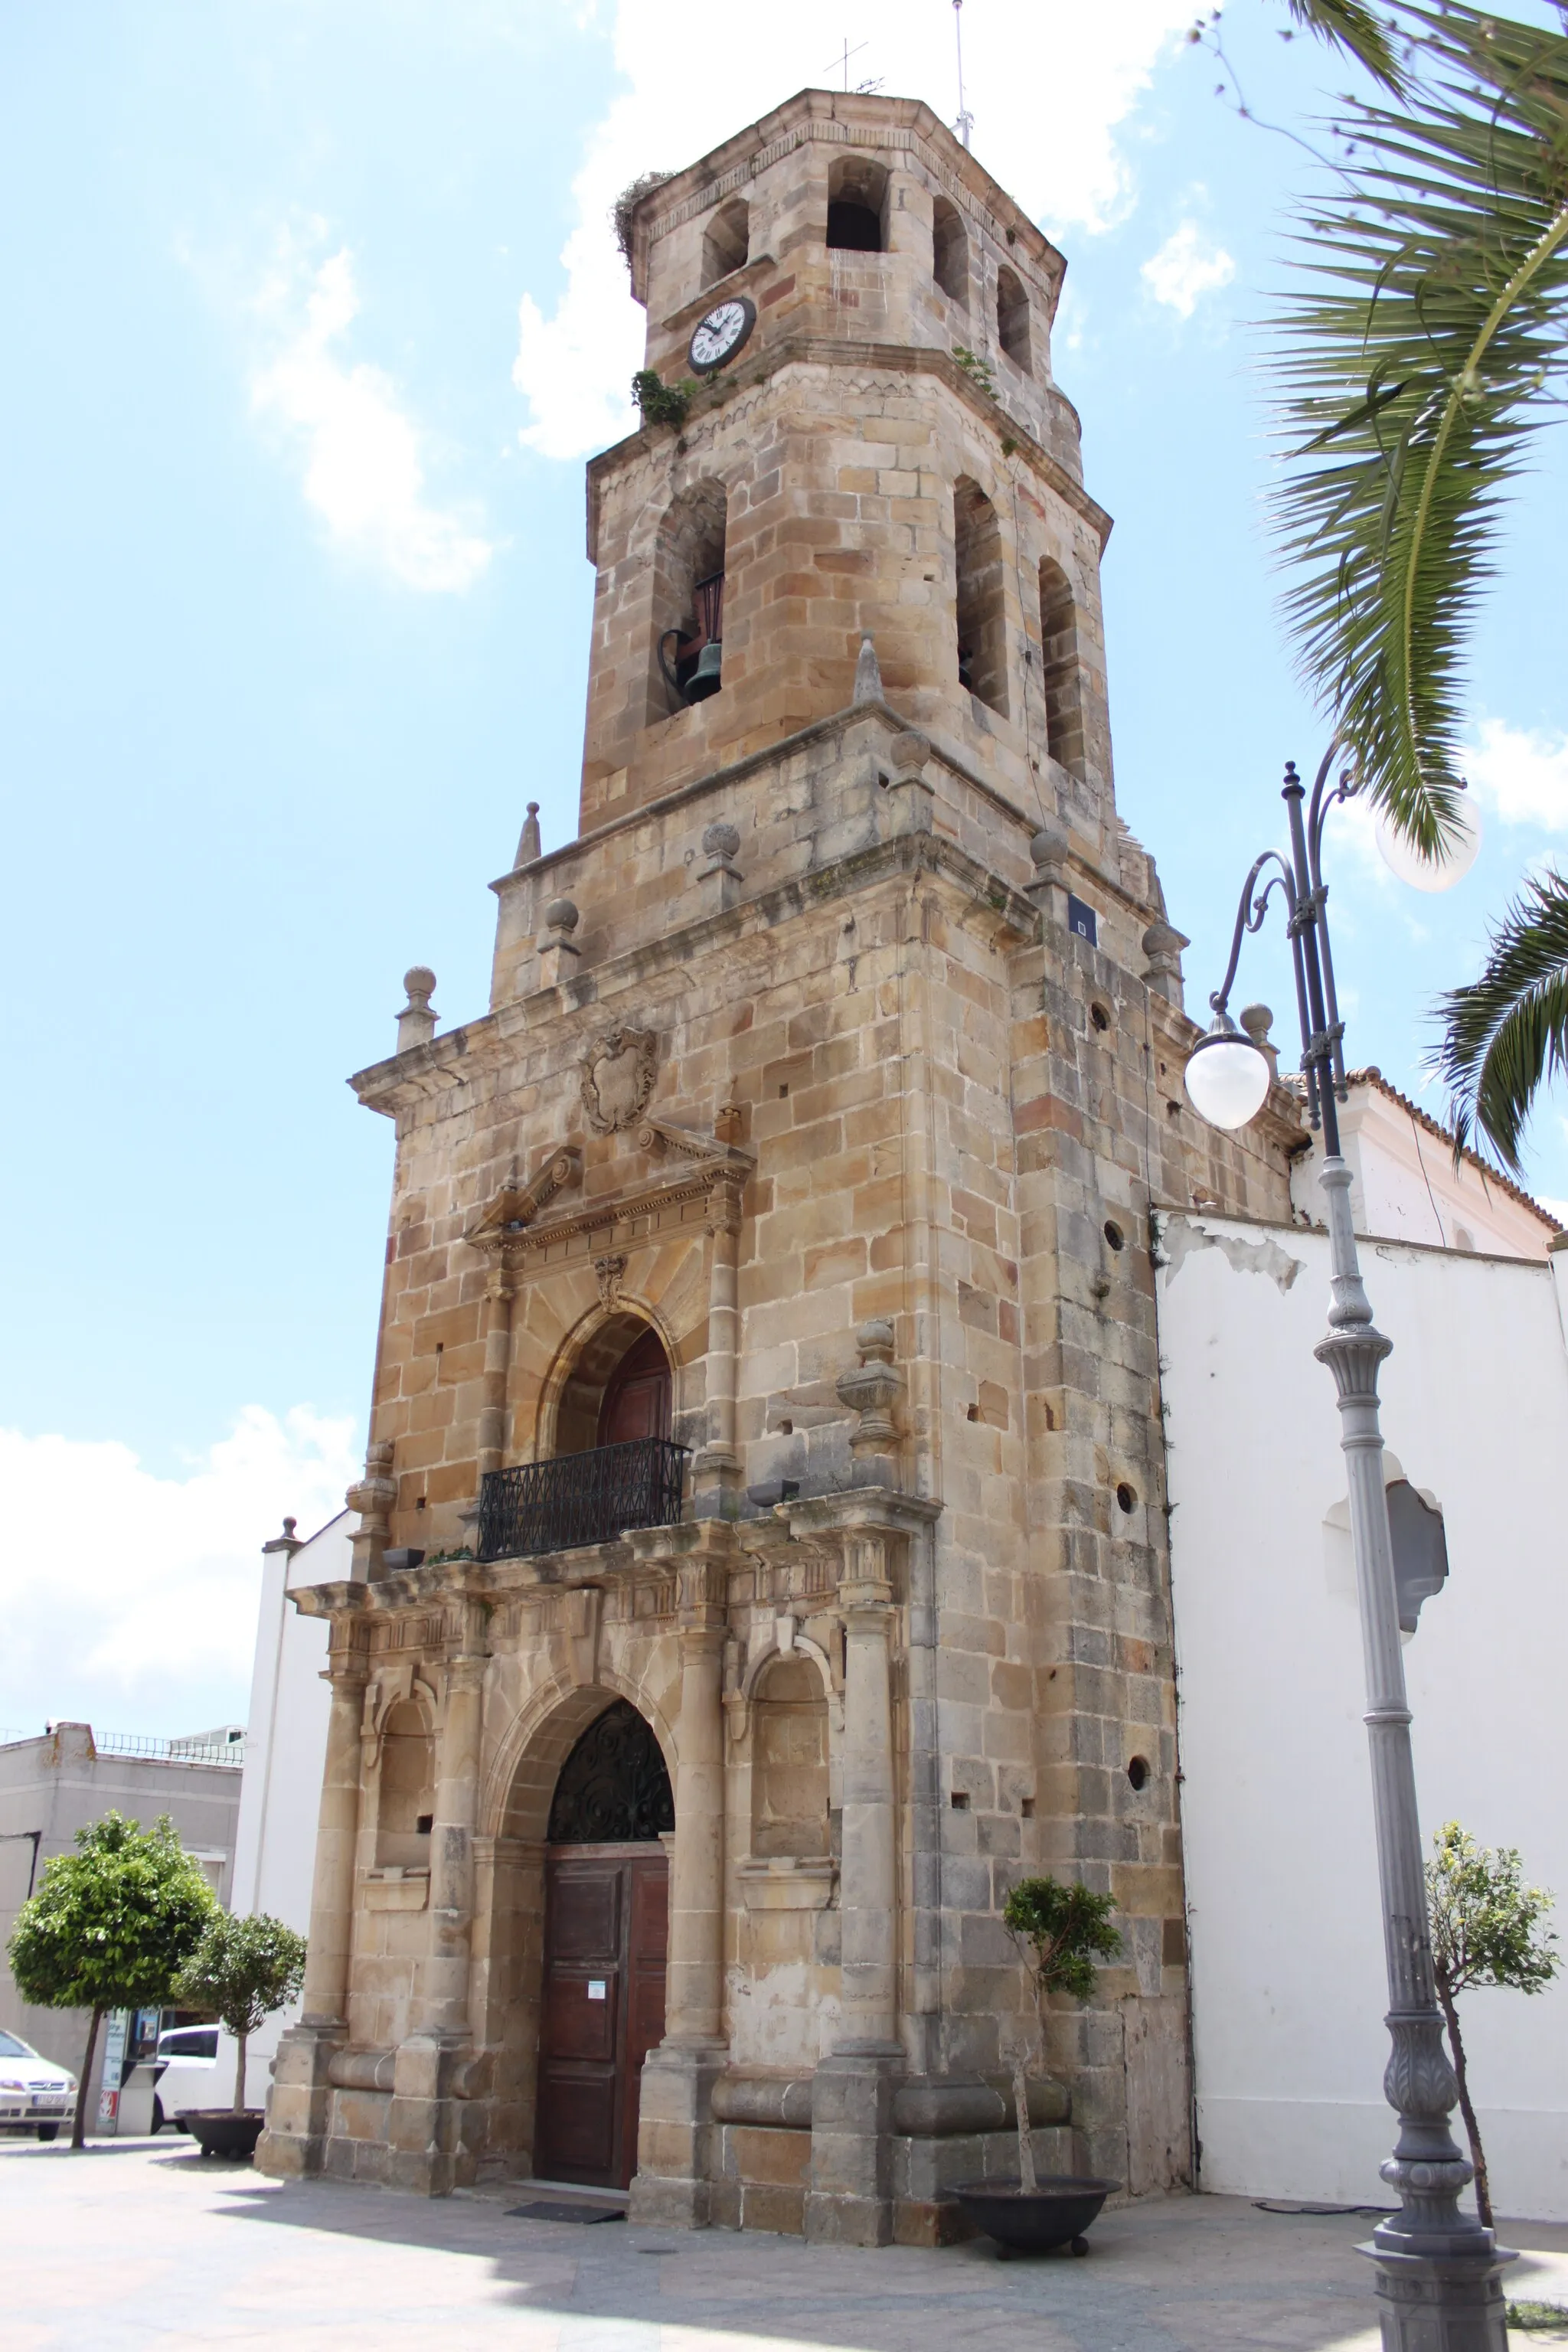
(2, 0, 1564, 1742)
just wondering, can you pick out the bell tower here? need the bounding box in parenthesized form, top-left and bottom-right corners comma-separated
(579, 88, 1112, 854)
(263, 87, 1302, 2243)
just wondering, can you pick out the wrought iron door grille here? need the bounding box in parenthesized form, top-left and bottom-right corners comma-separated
(478, 1438, 690, 1562)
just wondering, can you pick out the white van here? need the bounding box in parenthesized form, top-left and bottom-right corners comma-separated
(152, 2023, 220, 2131)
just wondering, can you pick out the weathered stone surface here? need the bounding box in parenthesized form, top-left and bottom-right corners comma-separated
(258, 85, 1302, 2230)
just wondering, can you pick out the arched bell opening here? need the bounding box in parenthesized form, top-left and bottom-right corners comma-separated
(532, 1697, 673, 2190)
(996, 263, 1031, 374)
(827, 155, 889, 253)
(953, 476, 1008, 719)
(701, 196, 749, 288)
(932, 194, 968, 306)
(650, 479, 727, 718)
(1038, 557, 1086, 780)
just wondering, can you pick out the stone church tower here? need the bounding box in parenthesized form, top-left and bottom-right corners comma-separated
(258, 88, 1300, 2240)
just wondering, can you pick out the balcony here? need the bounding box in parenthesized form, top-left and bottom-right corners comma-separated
(477, 1437, 691, 1563)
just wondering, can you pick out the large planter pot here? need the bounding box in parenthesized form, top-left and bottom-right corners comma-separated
(952, 2177, 1119, 2257)
(181, 2110, 266, 2161)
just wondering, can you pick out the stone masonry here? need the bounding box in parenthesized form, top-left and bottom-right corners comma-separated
(257, 88, 1305, 2243)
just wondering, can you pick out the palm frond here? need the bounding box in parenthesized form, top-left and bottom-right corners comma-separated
(1286, 0, 1408, 95)
(1436, 869, 1568, 1172)
(1267, 5, 1568, 860)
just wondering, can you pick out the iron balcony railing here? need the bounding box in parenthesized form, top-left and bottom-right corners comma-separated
(478, 1437, 690, 1563)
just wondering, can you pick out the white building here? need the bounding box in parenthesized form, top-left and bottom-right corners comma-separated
(225, 1512, 345, 2105)
(0, 1723, 243, 2118)
(1158, 1074, 1567, 2222)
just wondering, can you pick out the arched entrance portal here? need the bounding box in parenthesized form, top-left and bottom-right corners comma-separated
(534, 1700, 673, 2190)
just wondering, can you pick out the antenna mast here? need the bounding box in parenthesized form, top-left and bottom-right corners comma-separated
(952, 0, 973, 149)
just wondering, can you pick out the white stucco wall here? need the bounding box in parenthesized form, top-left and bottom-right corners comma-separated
(1156, 1209, 1568, 2223)
(1291, 1080, 1554, 1261)
(227, 1512, 342, 2104)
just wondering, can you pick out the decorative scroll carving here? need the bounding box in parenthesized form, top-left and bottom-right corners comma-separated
(467, 1146, 583, 1253)
(594, 1253, 627, 1305)
(635, 1116, 717, 1161)
(581, 1027, 658, 1133)
(547, 1698, 674, 1844)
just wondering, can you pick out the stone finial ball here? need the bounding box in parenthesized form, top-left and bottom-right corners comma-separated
(888, 730, 930, 774)
(702, 821, 741, 861)
(856, 1318, 896, 1359)
(1031, 821, 1068, 867)
(1239, 1003, 1274, 1044)
(544, 897, 580, 933)
(526, 800, 539, 815)
(403, 965, 436, 1004)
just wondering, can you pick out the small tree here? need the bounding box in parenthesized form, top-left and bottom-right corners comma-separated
(176, 1913, 308, 2114)
(7, 1812, 217, 2148)
(1427, 1822, 1560, 2230)
(1001, 1875, 1122, 2192)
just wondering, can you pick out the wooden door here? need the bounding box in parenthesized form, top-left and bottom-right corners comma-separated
(534, 1845, 668, 2190)
(597, 1328, 671, 1446)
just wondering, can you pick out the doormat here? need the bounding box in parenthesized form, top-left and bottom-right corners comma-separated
(506, 2201, 626, 2225)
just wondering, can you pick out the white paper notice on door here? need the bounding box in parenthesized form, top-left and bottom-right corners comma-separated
(586, 1980, 607, 2001)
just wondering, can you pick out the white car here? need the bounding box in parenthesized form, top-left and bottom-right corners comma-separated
(152, 2023, 220, 2132)
(0, 2029, 77, 2140)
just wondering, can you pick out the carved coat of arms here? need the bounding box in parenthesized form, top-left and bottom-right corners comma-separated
(580, 1026, 658, 1133)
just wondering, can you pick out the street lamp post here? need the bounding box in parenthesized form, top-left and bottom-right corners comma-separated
(1185, 751, 1514, 2352)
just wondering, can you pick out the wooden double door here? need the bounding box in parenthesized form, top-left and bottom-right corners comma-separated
(534, 1844, 668, 2190)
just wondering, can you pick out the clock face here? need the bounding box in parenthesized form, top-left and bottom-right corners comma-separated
(688, 296, 756, 374)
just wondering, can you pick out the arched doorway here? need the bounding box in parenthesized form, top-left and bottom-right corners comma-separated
(598, 1327, 671, 1446)
(554, 1315, 674, 1455)
(534, 1700, 673, 2190)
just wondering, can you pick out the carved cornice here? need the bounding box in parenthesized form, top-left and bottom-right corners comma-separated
(468, 1135, 756, 1281)
(587, 334, 1103, 554)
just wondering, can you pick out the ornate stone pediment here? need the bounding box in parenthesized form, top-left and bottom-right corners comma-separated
(466, 1145, 582, 1253)
(581, 1026, 658, 1133)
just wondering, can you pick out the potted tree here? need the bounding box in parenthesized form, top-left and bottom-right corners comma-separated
(954, 1873, 1124, 2256)
(6, 1811, 217, 2149)
(173, 1913, 307, 2159)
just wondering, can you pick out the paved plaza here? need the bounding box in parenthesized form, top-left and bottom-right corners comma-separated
(6, 2138, 1568, 2350)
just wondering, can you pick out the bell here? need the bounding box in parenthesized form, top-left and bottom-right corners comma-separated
(685, 639, 723, 703)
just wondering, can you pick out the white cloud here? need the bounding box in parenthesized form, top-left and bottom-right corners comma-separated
(1465, 717, 1568, 832)
(514, 0, 1195, 460)
(253, 230, 494, 592)
(0, 1407, 359, 1741)
(1141, 219, 1236, 318)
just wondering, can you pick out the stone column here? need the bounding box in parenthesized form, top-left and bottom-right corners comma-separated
(629, 1529, 732, 2228)
(475, 1268, 516, 1479)
(390, 1592, 488, 2196)
(838, 1588, 898, 2049)
(257, 1624, 368, 2178)
(808, 1532, 901, 2246)
(691, 1171, 743, 1517)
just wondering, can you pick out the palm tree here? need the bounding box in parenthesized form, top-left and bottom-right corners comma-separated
(1264, 2, 1568, 1169)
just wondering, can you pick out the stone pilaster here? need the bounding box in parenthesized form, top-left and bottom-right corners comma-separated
(387, 1586, 490, 2195)
(692, 1168, 745, 1516)
(628, 1523, 734, 2226)
(475, 1269, 516, 1480)
(782, 1491, 939, 2246)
